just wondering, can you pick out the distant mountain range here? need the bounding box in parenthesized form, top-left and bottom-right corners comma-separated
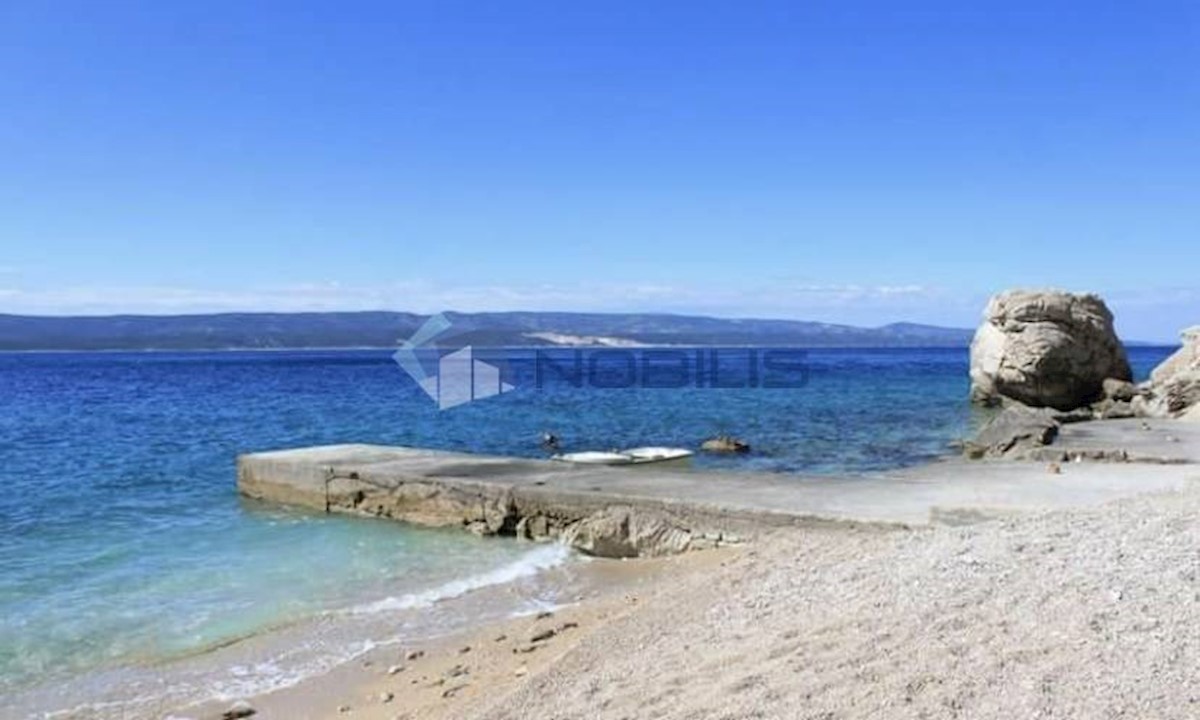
(0, 311, 976, 351)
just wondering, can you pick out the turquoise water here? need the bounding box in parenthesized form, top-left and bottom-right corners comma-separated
(0, 346, 1175, 710)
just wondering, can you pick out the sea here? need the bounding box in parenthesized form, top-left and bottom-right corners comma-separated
(0, 345, 1176, 717)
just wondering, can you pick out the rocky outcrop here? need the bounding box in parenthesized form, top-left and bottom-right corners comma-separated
(561, 506, 697, 558)
(237, 449, 748, 558)
(969, 290, 1132, 411)
(963, 406, 1060, 459)
(1137, 327, 1200, 419)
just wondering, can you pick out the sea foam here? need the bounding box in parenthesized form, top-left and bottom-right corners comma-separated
(347, 542, 572, 615)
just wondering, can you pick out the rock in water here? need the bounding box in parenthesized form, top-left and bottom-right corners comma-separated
(969, 290, 1132, 410)
(700, 436, 750, 453)
(1140, 326, 1200, 418)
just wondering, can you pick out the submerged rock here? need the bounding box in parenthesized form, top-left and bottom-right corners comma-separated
(969, 290, 1132, 411)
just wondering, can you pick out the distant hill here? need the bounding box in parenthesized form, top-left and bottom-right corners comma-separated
(0, 311, 976, 351)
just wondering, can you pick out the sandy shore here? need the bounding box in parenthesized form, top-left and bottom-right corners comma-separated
(204, 470, 1200, 720)
(183, 548, 738, 720)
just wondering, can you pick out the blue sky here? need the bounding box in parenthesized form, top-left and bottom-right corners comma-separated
(1, 1, 1197, 340)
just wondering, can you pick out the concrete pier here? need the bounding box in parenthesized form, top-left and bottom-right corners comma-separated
(237, 419, 1200, 554)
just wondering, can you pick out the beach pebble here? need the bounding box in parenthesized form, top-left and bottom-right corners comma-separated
(379, 691, 394, 704)
(514, 665, 528, 677)
(405, 650, 424, 661)
(459, 645, 471, 654)
(535, 610, 554, 620)
(442, 683, 468, 699)
(386, 664, 404, 675)
(494, 634, 507, 642)
(530, 628, 557, 643)
(337, 705, 351, 714)
(222, 701, 257, 719)
(221, 701, 257, 719)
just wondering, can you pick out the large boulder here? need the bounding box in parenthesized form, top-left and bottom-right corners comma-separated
(1138, 327, 1200, 419)
(969, 290, 1132, 411)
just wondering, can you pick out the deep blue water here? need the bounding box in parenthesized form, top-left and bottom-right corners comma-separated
(0, 345, 1175, 699)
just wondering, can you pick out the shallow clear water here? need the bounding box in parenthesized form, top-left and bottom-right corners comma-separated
(0, 346, 1175, 705)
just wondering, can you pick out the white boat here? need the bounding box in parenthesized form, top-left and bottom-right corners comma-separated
(552, 446, 694, 466)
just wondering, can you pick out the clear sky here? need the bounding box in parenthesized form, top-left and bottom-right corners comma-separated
(1, 1, 1197, 340)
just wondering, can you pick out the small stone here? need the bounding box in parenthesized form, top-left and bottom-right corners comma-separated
(405, 650, 424, 661)
(337, 705, 351, 714)
(446, 664, 469, 678)
(559, 621, 579, 631)
(535, 611, 554, 620)
(379, 691, 394, 704)
(530, 628, 557, 643)
(386, 664, 404, 675)
(222, 700, 257, 719)
(442, 684, 468, 699)
(1047, 462, 1062, 475)
(494, 634, 507, 642)
(514, 665, 528, 677)
(458, 645, 471, 654)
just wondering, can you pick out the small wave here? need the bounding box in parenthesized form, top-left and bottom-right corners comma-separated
(207, 640, 379, 702)
(348, 543, 572, 615)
